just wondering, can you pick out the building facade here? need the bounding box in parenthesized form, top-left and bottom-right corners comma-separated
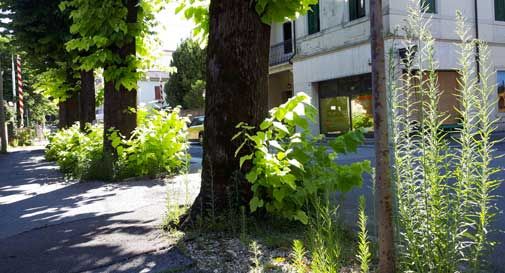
(137, 70, 170, 107)
(268, 0, 505, 135)
(137, 50, 173, 108)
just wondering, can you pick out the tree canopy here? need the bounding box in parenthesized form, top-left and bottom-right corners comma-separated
(177, 0, 318, 38)
(60, 0, 163, 91)
(164, 38, 205, 109)
(0, 0, 72, 71)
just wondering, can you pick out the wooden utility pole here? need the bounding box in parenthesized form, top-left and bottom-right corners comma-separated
(0, 57, 8, 153)
(370, 0, 395, 272)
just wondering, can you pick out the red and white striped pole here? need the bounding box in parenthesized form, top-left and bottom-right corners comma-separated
(16, 55, 24, 127)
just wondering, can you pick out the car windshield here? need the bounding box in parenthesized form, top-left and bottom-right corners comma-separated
(190, 116, 204, 127)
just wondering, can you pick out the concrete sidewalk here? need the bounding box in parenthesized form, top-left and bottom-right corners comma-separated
(0, 148, 202, 273)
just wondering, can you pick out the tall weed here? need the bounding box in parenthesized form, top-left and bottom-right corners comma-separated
(390, 1, 502, 271)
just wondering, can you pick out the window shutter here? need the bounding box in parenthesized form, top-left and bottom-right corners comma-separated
(358, 0, 366, 18)
(308, 3, 320, 35)
(349, 0, 358, 21)
(350, 0, 365, 20)
(496, 0, 505, 21)
(283, 22, 293, 54)
(155, 86, 162, 100)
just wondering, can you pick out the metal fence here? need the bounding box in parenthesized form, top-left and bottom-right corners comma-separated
(269, 40, 294, 66)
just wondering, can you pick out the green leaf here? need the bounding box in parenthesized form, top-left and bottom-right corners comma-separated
(260, 120, 273, 130)
(246, 169, 259, 183)
(273, 121, 290, 134)
(269, 140, 285, 151)
(240, 154, 253, 168)
(273, 188, 286, 202)
(282, 174, 297, 189)
(294, 210, 309, 224)
(235, 140, 247, 157)
(250, 196, 264, 212)
(288, 159, 304, 170)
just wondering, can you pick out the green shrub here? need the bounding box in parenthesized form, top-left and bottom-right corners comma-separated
(46, 108, 189, 180)
(235, 93, 370, 224)
(112, 108, 189, 178)
(12, 127, 35, 146)
(45, 124, 104, 178)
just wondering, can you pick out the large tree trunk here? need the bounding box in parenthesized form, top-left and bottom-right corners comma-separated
(79, 70, 96, 131)
(58, 92, 79, 129)
(102, 0, 138, 179)
(184, 0, 270, 223)
(370, 0, 396, 272)
(0, 60, 8, 153)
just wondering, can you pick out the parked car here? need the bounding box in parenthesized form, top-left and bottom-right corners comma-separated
(188, 116, 204, 143)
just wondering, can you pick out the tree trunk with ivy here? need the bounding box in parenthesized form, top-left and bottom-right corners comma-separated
(102, 0, 138, 178)
(79, 70, 96, 131)
(370, 0, 396, 272)
(183, 0, 270, 225)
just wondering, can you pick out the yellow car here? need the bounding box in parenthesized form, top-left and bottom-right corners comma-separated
(188, 116, 204, 143)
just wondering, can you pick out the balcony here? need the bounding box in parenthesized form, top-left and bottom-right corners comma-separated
(269, 39, 294, 66)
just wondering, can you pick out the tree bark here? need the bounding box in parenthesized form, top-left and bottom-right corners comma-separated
(370, 0, 396, 272)
(0, 59, 8, 153)
(102, 0, 138, 178)
(58, 92, 79, 129)
(79, 70, 96, 131)
(184, 0, 270, 224)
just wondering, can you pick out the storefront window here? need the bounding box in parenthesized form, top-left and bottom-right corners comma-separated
(320, 97, 350, 135)
(498, 71, 505, 113)
(319, 74, 373, 136)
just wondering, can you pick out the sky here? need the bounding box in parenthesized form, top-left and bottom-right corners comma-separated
(154, 3, 196, 51)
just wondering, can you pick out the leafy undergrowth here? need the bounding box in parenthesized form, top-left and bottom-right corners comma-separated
(45, 108, 189, 181)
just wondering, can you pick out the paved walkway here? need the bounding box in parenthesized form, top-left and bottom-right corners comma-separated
(0, 147, 202, 273)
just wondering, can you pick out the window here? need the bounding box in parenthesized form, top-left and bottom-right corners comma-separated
(349, 0, 366, 21)
(154, 86, 162, 100)
(283, 22, 293, 54)
(496, 0, 505, 21)
(308, 3, 320, 35)
(421, 0, 436, 13)
(497, 71, 505, 112)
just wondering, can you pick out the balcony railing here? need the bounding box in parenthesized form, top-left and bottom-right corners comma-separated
(269, 39, 294, 66)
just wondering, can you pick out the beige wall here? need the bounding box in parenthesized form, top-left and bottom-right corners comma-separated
(268, 71, 293, 109)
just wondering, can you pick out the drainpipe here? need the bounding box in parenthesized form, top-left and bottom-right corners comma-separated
(474, 0, 481, 82)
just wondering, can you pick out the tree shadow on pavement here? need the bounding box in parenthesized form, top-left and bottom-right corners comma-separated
(0, 212, 194, 273)
(0, 148, 198, 273)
